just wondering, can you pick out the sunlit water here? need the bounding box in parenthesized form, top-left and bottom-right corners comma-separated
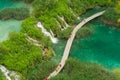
(0, 19, 22, 41)
(0, 0, 29, 41)
(53, 14, 120, 70)
(0, 0, 28, 79)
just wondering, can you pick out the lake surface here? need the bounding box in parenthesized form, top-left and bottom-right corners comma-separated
(1, 1, 120, 70)
(0, 0, 28, 41)
(53, 16, 120, 70)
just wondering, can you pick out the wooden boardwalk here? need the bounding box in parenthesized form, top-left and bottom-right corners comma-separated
(46, 11, 105, 80)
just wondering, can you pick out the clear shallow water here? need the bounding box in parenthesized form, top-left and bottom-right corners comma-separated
(70, 19, 120, 69)
(0, 0, 28, 41)
(53, 18, 120, 70)
(0, 19, 22, 41)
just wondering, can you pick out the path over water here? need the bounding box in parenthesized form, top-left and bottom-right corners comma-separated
(47, 11, 105, 79)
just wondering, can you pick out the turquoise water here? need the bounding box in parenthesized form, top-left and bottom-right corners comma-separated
(53, 18, 120, 70)
(0, 0, 28, 41)
(0, 0, 28, 10)
(0, 19, 22, 41)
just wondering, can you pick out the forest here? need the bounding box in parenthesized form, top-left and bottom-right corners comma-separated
(0, 0, 120, 80)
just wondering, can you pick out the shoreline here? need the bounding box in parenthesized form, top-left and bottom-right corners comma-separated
(102, 18, 120, 27)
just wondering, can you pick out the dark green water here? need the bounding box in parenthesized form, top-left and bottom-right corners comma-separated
(53, 17, 120, 70)
(0, 0, 28, 41)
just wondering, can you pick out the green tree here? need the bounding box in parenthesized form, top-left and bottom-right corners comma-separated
(51, 58, 118, 80)
(27, 61, 56, 80)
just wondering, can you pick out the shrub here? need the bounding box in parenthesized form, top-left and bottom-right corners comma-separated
(27, 61, 56, 80)
(102, 8, 120, 27)
(0, 8, 29, 20)
(51, 58, 118, 80)
(0, 70, 6, 80)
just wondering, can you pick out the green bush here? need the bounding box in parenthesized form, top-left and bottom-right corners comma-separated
(58, 25, 93, 39)
(0, 17, 54, 78)
(102, 8, 120, 27)
(32, 0, 114, 36)
(0, 8, 29, 20)
(21, 17, 52, 46)
(51, 58, 118, 80)
(57, 27, 73, 39)
(0, 70, 6, 80)
(0, 32, 43, 75)
(39, 15, 60, 34)
(27, 61, 56, 80)
(76, 25, 93, 38)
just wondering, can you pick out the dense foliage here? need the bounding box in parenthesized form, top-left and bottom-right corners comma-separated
(0, 17, 54, 78)
(0, 0, 118, 80)
(27, 61, 56, 80)
(21, 17, 52, 46)
(51, 58, 118, 80)
(0, 32, 42, 76)
(0, 8, 29, 20)
(32, 0, 115, 38)
(57, 27, 73, 39)
(57, 25, 93, 39)
(102, 8, 120, 27)
(0, 71, 6, 80)
(101, 1, 120, 27)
